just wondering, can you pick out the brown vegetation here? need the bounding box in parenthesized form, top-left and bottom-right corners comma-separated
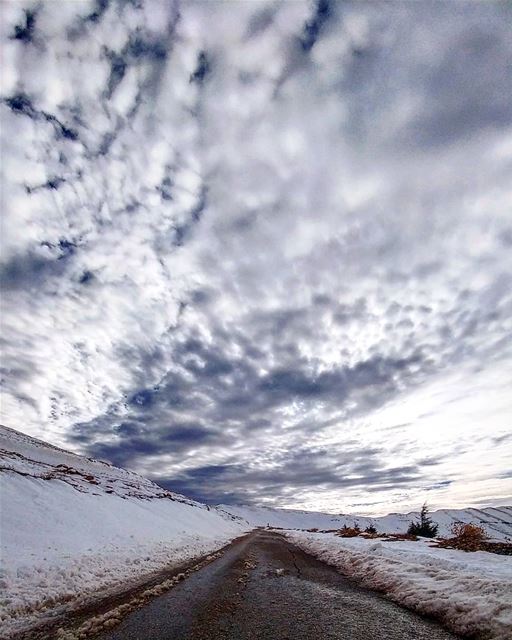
(437, 523, 487, 552)
(335, 525, 361, 538)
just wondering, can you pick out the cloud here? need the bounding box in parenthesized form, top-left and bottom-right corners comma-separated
(1, 0, 511, 513)
(153, 444, 425, 506)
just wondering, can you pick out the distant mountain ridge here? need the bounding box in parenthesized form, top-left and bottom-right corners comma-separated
(217, 503, 512, 541)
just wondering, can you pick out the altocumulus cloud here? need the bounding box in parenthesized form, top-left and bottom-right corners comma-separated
(1, 0, 511, 514)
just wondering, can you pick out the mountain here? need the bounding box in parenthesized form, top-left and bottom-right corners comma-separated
(217, 503, 512, 540)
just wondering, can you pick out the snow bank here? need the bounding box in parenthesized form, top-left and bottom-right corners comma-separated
(219, 503, 512, 541)
(286, 531, 512, 639)
(0, 425, 248, 636)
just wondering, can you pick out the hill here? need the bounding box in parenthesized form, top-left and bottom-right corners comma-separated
(0, 425, 247, 637)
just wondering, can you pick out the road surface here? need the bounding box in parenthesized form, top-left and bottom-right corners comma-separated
(98, 530, 457, 640)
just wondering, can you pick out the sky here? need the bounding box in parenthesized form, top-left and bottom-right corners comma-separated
(1, 0, 511, 515)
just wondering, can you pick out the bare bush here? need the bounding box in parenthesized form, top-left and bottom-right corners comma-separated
(446, 523, 487, 551)
(336, 525, 361, 538)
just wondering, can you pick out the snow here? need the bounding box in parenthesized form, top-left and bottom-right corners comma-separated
(2, 423, 511, 639)
(0, 425, 248, 637)
(219, 503, 512, 541)
(286, 530, 512, 640)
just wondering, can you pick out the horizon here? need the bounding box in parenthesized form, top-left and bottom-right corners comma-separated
(4, 422, 510, 519)
(2, 0, 512, 516)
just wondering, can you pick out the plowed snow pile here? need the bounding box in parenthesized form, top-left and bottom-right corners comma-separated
(0, 425, 247, 637)
(287, 531, 512, 640)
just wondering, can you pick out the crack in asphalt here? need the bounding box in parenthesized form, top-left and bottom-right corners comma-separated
(287, 546, 302, 578)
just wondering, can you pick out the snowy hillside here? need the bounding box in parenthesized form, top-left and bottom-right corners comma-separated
(0, 425, 248, 637)
(218, 503, 512, 541)
(1, 423, 201, 503)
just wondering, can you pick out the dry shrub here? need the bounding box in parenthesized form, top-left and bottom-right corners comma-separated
(449, 523, 487, 551)
(335, 525, 361, 538)
(384, 532, 418, 542)
(482, 541, 512, 556)
(436, 523, 488, 552)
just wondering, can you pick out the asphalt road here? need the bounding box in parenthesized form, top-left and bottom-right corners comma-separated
(98, 530, 458, 640)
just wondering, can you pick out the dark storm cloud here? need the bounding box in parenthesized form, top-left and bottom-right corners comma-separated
(299, 0, 333, 53)
(104, 49, 128, 99)
(152, 445, 424, 505)
(84, 420, 220, 469)
(190, 51, 211, 85)
(0, 247, 72, 291)
(180, 318, 418, 414)
(3, 93, 79, 141)
(70, 310, 436, 497)
(10, 8, 37, 45)
(83, 0, 110, 26)
(2, 0, 511, 512)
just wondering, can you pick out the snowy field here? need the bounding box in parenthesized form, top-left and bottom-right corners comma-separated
(219, 504, 512, 541)
(286, 530, 512, 640)
(0, 426, 248, 637)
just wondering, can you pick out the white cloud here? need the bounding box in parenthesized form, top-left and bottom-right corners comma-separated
(1, 0, 511, 512)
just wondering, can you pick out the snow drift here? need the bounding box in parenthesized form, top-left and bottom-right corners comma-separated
(0, 425, 248, 636)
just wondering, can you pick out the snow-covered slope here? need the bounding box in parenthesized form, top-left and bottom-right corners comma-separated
(1, 423, 201, 504)
(217, 503, 512, 541)
(0, 425, 248, 636)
